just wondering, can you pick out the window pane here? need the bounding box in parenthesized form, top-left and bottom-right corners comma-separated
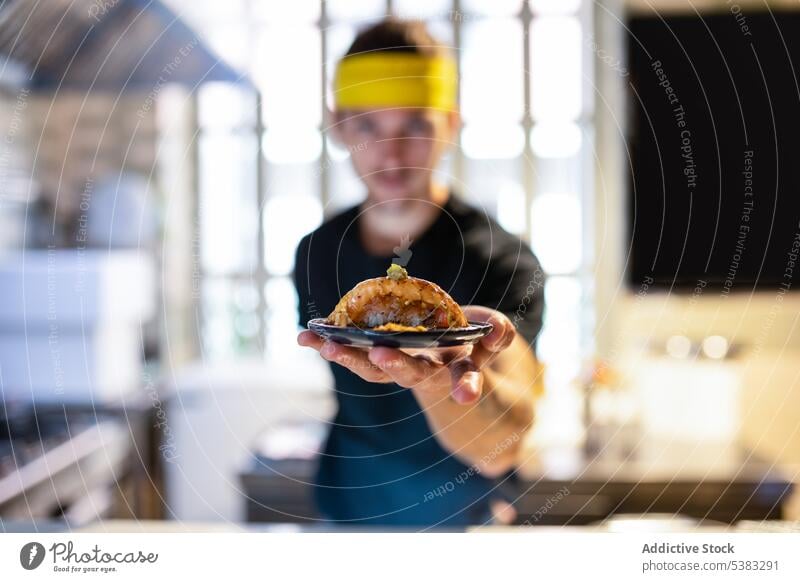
(262, 127, 322, 164)
(202, 278, 235, 358)
(496, 180, 526, 236)
(461, 19, 523, 124)
(263, 194, 323, 275)
(168, 0, 247, 25)
(427, 20, 455, 48)
(394, 0, 452, 19)
(203, 25, 250, 72)
(535, 152, 584, 200)
(462, 124, 525, 159)
(264, 161, 320, 200)
(539, 277, 583, 388)
(265, 277, 301, 358)
(326, 23, 357, 65)
(256, 25, 322, 127)
(530, 121, 582, 158)
(198, 83, 256, 129)
(202, 279, 261, 359)
(254, 0, 320, 22)
(544, 277, 582, 326)
(462, 0, 523, 16)
(199, 133, 259, 274)
(463, 157, 522, 216)
(531, 0, 582, 15)
(326, 134, 351, 162)
(328, 157, 367, 214)
(327, 0, 387, 22)
(530, 16, 582, 122)
(537, 276, 583, 385)
(531, 192, 582, 274)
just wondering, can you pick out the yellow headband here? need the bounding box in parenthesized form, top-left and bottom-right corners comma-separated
(333, 53, 458, 110)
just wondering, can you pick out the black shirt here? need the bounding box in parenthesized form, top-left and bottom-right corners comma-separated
(293, 194, 545, 526)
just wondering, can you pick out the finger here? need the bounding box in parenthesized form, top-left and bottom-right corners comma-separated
(461, 309, 516, 369)
(317, 340, 392, 383)
(449, 357, 483, 405)
(368, 347, 450, 391)
(461, 305, 497, 321)
(489, 499, 517, 525)
(462, 306, 515, 352)
(402, 346, 470, 366)
(479, 311, 516, 353)
(297, 330, 324, 349)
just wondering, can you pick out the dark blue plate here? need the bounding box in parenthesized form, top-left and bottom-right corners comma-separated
(307, 318, 493, 348)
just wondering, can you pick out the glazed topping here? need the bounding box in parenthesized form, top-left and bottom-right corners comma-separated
(386, 263, 408, 281)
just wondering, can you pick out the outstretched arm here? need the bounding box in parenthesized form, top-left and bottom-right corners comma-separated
(297, 305, 542, 476)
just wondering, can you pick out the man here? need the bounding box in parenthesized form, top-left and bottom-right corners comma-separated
(294, 19, 544, 527)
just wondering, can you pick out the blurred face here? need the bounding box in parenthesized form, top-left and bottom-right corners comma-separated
(334, 108, 458, 208)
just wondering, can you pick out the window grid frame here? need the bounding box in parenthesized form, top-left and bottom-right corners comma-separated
(193, 0, 594, 360)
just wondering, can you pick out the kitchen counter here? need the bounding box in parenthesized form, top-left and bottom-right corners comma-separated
(3, 518, 799, 534)
(240, 435, 795, 526)
(511, 438, 794, 525)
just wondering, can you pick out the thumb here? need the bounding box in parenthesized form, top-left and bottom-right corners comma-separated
(449, 357, 482, 405)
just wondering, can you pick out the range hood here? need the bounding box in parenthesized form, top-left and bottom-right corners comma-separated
(0, 0, 249, 89)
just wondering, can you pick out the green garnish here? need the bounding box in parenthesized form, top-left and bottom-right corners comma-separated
(387, 263, 408, 280)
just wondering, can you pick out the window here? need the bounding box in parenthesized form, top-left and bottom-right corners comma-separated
(166, 0, 593, 442)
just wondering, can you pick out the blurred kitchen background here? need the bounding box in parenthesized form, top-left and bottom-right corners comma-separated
(0, 0, 798, 530)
